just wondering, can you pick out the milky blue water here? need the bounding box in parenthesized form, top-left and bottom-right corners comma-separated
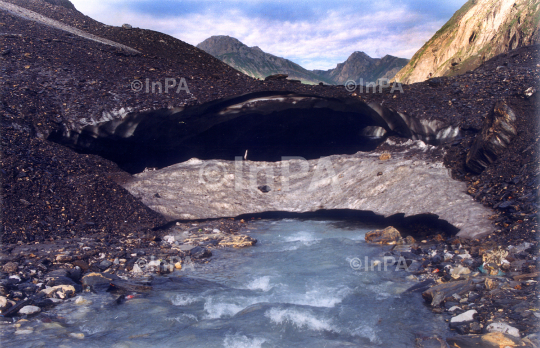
(1, 219, 447, 347)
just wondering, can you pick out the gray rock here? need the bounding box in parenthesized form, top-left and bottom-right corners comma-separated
(18, 305, 41, 316)
(450, 309, 477, 326)
(99, 260, 113, 270)
(122, 23, 132, 30)
(486, 322, 520, 338)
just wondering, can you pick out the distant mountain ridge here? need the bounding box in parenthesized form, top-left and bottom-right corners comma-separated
(197, 36, 409, 85)
(394, 0, 540, 84)
(313, 51, 409, 85)
(197, 36, 335, 84)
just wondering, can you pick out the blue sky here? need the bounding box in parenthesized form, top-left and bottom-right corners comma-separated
(70, 0, 468, 70)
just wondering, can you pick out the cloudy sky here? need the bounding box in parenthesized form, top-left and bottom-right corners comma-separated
(70, 0, 467, 70)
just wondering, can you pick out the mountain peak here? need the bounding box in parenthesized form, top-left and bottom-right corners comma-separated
(197, 36, 408, 85)
(197, 35, 247, 56)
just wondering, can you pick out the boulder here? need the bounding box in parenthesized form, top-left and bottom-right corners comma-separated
(422, 279, 475, 306)
(466, 100, 517, 173)
(365, 226, 402, 245)
(122, 24, 133, 30)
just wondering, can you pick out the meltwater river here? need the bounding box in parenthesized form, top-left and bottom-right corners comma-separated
(2, 219, 447, 347)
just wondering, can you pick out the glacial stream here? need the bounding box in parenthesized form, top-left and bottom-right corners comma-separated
(2, 219, 448, 347)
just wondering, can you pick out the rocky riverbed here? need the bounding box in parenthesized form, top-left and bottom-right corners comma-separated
(0, 218, 253, 316)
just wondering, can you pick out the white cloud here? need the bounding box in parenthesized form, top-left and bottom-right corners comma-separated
(70, 0, 448, 70)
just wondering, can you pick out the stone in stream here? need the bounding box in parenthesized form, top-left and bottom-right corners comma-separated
(404, 279, 435, 293)
(69, 333, 85, 339)
(81, 272, 119, 292)
(365, 226, 402, 245)
(422, 279, 475, 307)
(75, 296, 92, 306)
(189, 246, 212, 259)
(1, 298, 32, 317)
(18, 305, 41, 316)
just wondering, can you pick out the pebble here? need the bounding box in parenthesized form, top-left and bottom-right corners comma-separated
(18, 305, 41, 315)
(69, 332, 85, 339)
(14, 329, 34, 335)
